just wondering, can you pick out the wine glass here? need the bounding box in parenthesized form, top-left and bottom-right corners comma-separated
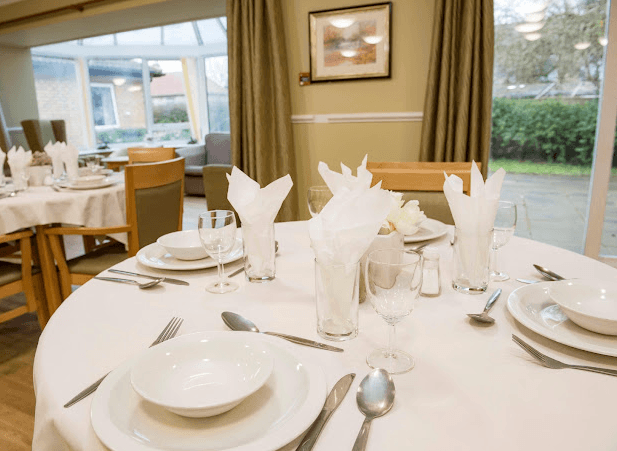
(365, 248, 423, 374)
(85, 155, 101, 174)
(198, 210, 238, 294)
(307, 185, 333, 217)
(491, 201, 517, 281)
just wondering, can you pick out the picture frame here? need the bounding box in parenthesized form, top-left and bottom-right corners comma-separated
(309, 2, 392, 83)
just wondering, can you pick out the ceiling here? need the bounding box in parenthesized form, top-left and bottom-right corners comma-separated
(0, 0, 225, 48)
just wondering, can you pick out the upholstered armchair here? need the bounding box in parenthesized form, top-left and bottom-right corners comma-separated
(21, 119, 67, 152)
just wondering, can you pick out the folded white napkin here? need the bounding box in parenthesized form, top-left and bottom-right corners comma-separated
(7, 145, 32, 172)
(227, 167, 293, 226)
(44, 141, 64, 179)
(61, 142, 80, 180)
(309, 157, 392, 266)
(443, 161, 506, 232)
(318, 154, 373, 195)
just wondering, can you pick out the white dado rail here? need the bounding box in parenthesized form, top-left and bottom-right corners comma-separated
(291, 111, 423, 124)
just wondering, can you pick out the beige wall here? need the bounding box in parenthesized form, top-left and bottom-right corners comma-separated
(281, 0, 435, 218)
(0, 45, 38, 128)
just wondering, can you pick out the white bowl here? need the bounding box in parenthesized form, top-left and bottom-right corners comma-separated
(548, 279, 617, 335)
(157, 230, 208, 260)
(130, 332, 274, 418)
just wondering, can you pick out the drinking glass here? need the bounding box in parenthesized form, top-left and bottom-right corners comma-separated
(307, 185, 333, 217)
(365, 248, 423, 374)
(491, 201, 517, 282)
(198, 210, 238, 294)
(85, 155, 101, 174)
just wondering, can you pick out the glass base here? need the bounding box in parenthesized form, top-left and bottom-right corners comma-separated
(247, 274, 275, 283)
(367, 348, 415, 374)
(452, 281, 487, 295)
(206, 279, 239, 294)
(317, 320, 358, 342)
(490, 271, 510, 282)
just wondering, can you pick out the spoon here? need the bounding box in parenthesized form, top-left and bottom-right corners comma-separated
(221, 311, 343, 352)
(0, 190, 16, 199)
(93, 276, 162, 289)
(467, 288, 502, 324)
(533, 264, 565, 281)
(352, 369, 396, 451)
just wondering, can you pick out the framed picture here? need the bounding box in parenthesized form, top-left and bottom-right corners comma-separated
(309, 2, 392, 83)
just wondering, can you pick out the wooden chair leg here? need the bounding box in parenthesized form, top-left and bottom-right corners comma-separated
(35, 225, 63, 316)
(31, 273, 49, 329)
(47, 234, 72, 301)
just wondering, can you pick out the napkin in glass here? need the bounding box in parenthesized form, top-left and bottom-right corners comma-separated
(227, 167, 293, 275)
(61, 142, 80, 181)
(44, 141, 65, 179)
(318, 154, 373, 195)
(7, 146, 32, 189)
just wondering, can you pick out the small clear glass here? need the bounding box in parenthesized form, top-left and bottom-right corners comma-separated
(242, 222, 276, 282)
(198, 210, 238, 294)
(307, 185, 333, 217)
(452, 227, 493, 294)
(491, 201, 517, 282)
(315, 259, 360, 341)
(85, 155, 102, 174)
(365, 248, 423, 374)
(12, 167, 30, 191)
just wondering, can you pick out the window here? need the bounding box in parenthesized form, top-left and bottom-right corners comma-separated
(90, 83, 118, 128)
(205, 56, 230, 133)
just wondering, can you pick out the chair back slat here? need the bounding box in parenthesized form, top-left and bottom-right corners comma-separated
(128, 147, 176, 164)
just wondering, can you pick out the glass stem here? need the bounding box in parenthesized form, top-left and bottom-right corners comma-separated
(217, 259, 223, 286)
(387, 323, 397, 357)
(490, 247, 498, 275)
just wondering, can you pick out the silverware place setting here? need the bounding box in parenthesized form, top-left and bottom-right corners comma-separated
(467, 289, 502, 324)
(108, 269, 190, 286)
(94, 276, 163, 289)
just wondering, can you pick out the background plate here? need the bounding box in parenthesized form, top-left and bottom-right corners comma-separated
(137, 237, 243, 270)
(507, 282, 617, 357)
(91, 331, 327, 451)
(404, 218, 448, 243)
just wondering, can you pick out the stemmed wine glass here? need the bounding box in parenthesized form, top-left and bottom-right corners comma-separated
(365, 248, 423, 374)
(307, 185, 333, 217)
(198, 210, 238, 294)
(491, 201, 517, 281)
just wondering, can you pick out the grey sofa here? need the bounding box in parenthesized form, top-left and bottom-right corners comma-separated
(176, 133, 231, 196)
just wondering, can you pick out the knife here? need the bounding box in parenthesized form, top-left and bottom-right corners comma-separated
(108, 269, 189, 286)
(263, 332, 344, 352)
(297, 373, 356, 451)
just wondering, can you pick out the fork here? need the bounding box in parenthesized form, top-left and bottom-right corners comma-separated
(64, 317, 183, 408)
(512, 334, 617, 377)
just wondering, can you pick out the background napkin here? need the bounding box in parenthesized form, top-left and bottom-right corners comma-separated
(61, 142, 80, 180)
(44, 141, 64, 179)
(7, 146, 32, 173)
(309, 157, 392, 266)
(0, 148, 5, 182)
(443, 161, 506, 232)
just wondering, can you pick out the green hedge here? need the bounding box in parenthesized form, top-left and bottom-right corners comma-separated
(491, 98, 615, 166)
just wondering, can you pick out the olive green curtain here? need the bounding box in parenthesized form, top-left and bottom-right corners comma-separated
(419, 0, 494, 178)
(227, 0, 299, 221)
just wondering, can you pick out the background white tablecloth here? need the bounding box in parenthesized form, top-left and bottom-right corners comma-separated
(0, 176, 126, 243)
(32, 221, 617, 451)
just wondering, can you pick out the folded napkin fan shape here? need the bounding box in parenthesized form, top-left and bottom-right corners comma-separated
(309, 156, 393, 266)
(443, 161, 506, 232)
(44, 141, 65, 179)
(7, 146, 32, 172)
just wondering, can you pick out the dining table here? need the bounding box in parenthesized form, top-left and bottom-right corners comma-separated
(31, 220, 617, 451)
(0, 173, 126, 320)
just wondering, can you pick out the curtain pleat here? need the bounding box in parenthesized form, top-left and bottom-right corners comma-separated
(420, 0, 494, 177)
(227, 0, 299, 221)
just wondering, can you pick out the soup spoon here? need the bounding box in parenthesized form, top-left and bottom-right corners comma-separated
(94, 276, 162, 289)
(352, 369, 396, 451)
(533, 264, 565, 281)
(467, 289, 502, 324)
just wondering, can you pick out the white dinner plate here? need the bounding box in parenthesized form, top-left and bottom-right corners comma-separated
(91, 331, 327, 451)
(58, 178, 116, 190)
(136, 237, 243, 270)
(404, 218, 448, 243)
(507, 282, 617, 357)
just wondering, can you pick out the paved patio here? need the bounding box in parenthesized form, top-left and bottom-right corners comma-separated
(497, 172, 617, 256)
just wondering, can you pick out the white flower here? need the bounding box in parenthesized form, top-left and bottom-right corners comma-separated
(389, 198, 427, 235)
(386, 190, 404, 223)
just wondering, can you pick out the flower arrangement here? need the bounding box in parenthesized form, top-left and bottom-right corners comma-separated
(31, 151, 52, 166)
(381, 191, 427, 235)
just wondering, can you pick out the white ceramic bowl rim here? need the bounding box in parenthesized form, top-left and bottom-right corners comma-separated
(157, 230, 203, 249)
(130, 332, 274, 411)
(548, 279, 617, 321)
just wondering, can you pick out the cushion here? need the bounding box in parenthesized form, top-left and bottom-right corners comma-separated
(185, 166, 205, 177)
(67, 242, 128, 275)
(0, 261, 22, 285)
(176, 145, 206, 167)
(401, 191, 454, 225)
(205, 133, 231, 164)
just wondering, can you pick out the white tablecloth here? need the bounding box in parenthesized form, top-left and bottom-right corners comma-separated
(32, 221, 617, 451)
(0, 176, 126, 243)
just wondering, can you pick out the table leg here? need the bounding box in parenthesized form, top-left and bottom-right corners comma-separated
(35, 225, 63, 317)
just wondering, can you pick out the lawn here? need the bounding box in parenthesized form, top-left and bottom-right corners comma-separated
(489, 159, 617, 176)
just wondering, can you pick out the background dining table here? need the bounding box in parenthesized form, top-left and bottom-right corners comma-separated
(0, 174, 126, 320)
(32, 220, 617, 451)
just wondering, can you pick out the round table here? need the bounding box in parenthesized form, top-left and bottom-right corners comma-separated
(32, 221, 617, 451)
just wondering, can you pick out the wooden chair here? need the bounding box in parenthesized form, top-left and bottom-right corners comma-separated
(366, 162, 480, 225)
(128, 147, 176, 164)
(0, 230, 49, 329)
(21, 119, 67, 152)
(44, 157, 185, 303)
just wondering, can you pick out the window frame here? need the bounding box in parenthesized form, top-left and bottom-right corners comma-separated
(90, 82, 120, 130)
